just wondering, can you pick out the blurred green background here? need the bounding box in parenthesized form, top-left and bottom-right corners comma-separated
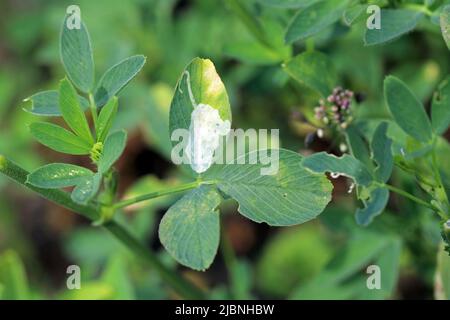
(0, 0, 449, 299)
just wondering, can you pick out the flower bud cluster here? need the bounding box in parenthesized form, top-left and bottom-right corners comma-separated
(314, 87, 354, 129)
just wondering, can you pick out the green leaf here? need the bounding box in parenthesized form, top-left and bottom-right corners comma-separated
(60, 15, 94, 93)
(225, 41, 287, 65)
(345, 125, 373, 170)
(224, 0, 273, 49)
(23, 90, 88, 116)
(98, 130, 127, 174)
(59, 282, 114, 300)
(159, 185, 221, 271)
(101, 255, 135, 300)
(283, 51, 336, 97)
(303, 152, 373, 187)
(362, 238, 401, 299)
(355, 187, 389, 226)
(364, 9, 423, 46)
(343, 4, 366, 26)
(256, 224, 333, 297)
(207, 149, 332, 226)
(436, 243, 450, 299)
(384, 76, 432, 142)
(30, 122, 92, 155)
(96, 97, 118, 143)
(293, 235, 401, 300)
(285, 0, 350, 44)
(371, 122, 393, 183)
(145, 84, 172, 158)
(258, 0, 318, 8)
(440, 5, 450, 50)
(59, 78, 94, 144)
(320, 231, 390, 281)
(0, 250, 30, 299)
(27, 163, 93, 189)
(431, 76, 450, 135)
(94, 55, 146, 107)
(169, 57, 232, 136)
(290, 230, 392, 299)
(71, 173, 102, 205)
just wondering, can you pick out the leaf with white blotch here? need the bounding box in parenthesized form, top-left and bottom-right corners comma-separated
(159, 185, 221, 271)
(59, 78, 93, 144)
(355, 187, 389, 226)
(206, 149, 332, 226)
(384, 76, 432, 143)
(96, 97, 118, 143)
(94, 55, 146, 107)
(30, 122, 92, 155)
(23, 90, 88, 116)
(432, 76, 450, 135)
(285, 0, 350, 44)
(283, 51, 337, 97)
(303, 152, 373, 187)
(98, 130, 127, 174)
(60, 15, 94, 93)
(371, 122, 393, 183)
(27, 163, 93, 189)
(440, 5, 450, 50)
(169, 58, 232, 136)
(364, 9, 423, 46)
(71, 173, 102, 205)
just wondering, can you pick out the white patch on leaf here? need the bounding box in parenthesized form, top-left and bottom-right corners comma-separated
(179, 70, 231, 174)
(186, 103, 230, 173)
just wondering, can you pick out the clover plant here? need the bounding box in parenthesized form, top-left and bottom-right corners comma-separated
(0, 13, 336, 298)
(1, 1, 450, 300)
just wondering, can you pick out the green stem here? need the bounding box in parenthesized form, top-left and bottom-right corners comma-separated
(112, 180, 210, 210)
(380, 182, 444, 217)
(0, 155, 205, 299)
(89, 93, 98, 132)
(431, 148, 449, 207)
